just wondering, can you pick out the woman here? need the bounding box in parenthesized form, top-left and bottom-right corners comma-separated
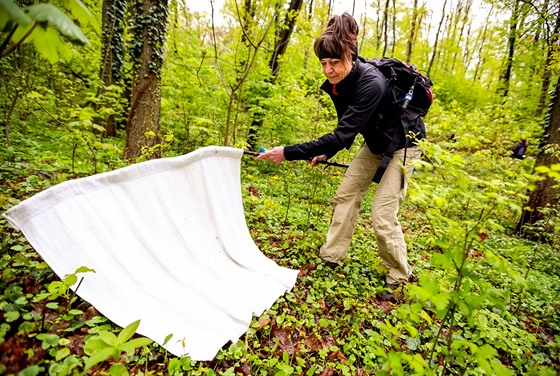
(256, 13, 425, 301)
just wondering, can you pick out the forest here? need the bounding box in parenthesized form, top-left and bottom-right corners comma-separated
(1, 0, 559, 374)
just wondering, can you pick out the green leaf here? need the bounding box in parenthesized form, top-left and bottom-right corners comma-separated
(25, 3, 88, 45)
(63, 273, 78, 286)
(37, 333, 59, 349)
(84, 338, 109, 353)
(120, 337, 153, 354)
(55, 347, 71, 361)
(0, 0, 32, 30)
(5, 311, 20, 322)
(109, 363, 129, 376)
(117, 319, 141, 344)
(75, 266, 95, 274)
(61, 0, 100, 34)
(17, 365, 42, 376)
(84, 347, 116, 370)
(163, 333, 173, 346)
(30, 27, 63, 63)
(534, 166, 549, 173)
(98, 330, 118, 347)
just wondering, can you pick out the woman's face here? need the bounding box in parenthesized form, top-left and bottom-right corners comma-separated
(320, 58, 353, 85)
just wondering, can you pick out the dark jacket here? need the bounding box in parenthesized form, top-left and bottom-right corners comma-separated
(511, 141, 527, 159)
(284, 58, 426, 161)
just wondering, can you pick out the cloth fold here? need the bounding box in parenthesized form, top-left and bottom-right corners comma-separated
(3, 146, 299, 361)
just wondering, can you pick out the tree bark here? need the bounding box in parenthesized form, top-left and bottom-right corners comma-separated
(472, 5, 493, 83)
(390, 0, 396, 55)
(516, 75, 560, 238)
(97, 0, 127, 137)
(535, 0, 559, 118)
(497, 0, 521, 98)
(451, 0, 472, 72)
(124, 0, 169, 160)
(269, 0, 304, 82)
(405, 0, 419, 62)
(374, 0, 382, 50)
(381, 0, 390, 56)
(246, 0, 303, 150)
(427, 0, 448, 76)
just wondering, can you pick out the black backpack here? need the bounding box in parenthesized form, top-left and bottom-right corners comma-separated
(369, 57, 433, 118)
(364, 57, 434, 184)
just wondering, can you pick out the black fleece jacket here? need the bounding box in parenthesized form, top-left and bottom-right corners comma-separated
(283, 58, 426, 161)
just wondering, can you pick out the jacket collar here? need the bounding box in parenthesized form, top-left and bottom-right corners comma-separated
(320, 60, 361, 96)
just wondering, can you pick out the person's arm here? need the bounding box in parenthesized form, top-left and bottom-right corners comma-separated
(283, 73, 386, 161)
(255, 148, 327, 166)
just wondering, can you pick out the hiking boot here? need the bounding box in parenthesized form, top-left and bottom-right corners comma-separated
(325, 261, 339, 268)
(377, 282, 404, 303)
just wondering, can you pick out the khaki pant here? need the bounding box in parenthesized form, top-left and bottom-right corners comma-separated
(319, 144, 421, 284)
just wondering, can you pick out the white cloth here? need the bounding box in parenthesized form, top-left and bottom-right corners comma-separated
(3, 146, 299, 361)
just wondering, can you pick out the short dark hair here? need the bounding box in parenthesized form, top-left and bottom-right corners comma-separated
(314, 12, 359, 61)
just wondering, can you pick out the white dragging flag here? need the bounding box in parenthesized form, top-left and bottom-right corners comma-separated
(3, 146, 299, 361)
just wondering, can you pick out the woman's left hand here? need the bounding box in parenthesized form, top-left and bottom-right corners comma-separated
(310, 154, 327, 166)
(255, 146, 285, 164)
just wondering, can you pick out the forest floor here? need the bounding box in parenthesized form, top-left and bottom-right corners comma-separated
(1, 130, 559, 375)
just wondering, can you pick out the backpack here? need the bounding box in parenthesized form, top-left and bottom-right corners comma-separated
(363, 57, 434, 184)
(368, 57, 433, 119)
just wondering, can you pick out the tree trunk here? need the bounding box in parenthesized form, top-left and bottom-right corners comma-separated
(124, 0, 169, 160)
(390, 0, 396, 55)
(497, 0, 520, 98)
(405, 0, 419, 62)
(451, 0, 472, 72)
(381, 0, 390, 56)
(535, 0, 559, 118)
(269, 0, 304, 82)
(427, 0, 448, 76)
(374, 0, 382, 50)
(97, 0, 127, 137)
(516, 75, 560, 238)
(303, 0, 314, 69)
(247, 0, 303, 150)
(472, 5, 493, 83)
(221, 1, 275, 146)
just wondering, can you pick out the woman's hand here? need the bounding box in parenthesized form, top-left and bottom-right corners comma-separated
(310, 154, 327, 166)
(255, 146, 285, 164)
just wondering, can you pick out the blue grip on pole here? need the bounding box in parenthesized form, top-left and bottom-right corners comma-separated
(259, 146, 267, 152)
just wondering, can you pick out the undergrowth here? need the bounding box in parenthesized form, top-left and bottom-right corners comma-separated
(1, 120, 559, 375)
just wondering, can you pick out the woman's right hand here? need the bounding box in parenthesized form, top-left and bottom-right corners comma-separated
(255, 146, 285, 164)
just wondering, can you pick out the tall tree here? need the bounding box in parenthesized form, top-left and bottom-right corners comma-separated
(472, 5, 494, 83)
(390, 0, 396, 55)
(97, 0, 127, 137)
(268, 0, 304, 82)
(124, 0, 169, 159)
(450, 0, 473, 72)
(381, 0, 390, 56)
(535, 0, 560, 118)
(427, 0, 448, 76)
(516, 75, 560, 238)
(246, 0, 303, 150)
(219, 0, 275, 146)
(496, 0, 521, 98)
(405, 0, 420, 62)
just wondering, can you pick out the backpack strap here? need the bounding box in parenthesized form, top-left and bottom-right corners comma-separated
(372, 80, 416, 187)
(371, 111, 409, 188)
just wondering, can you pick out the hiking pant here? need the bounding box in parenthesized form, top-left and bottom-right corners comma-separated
(319, 144, 421, 284)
